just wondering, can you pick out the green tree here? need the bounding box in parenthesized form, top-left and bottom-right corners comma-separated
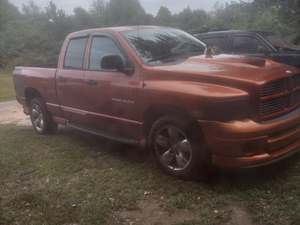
(0, 0, 19, 31)
(156, 6, 173, 26)
(89, 0, 107, 26)
(1, 0, 300, 69)
(45, 1, 72, 64)
(175, 7, 210, 32)
(73, 7, 95, 30)
(105, 0, 147, 25)
(0, 0, 20, 67)
(253, 0, 300, 43)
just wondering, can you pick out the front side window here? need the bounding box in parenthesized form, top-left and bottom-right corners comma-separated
(232, 36, 269, 54)
(64, 37, 88, 69)
(122, 28, 206, 65)
(89, 36, 123, 71)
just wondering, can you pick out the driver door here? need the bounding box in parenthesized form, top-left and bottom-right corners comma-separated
(82, 34, 140, 140)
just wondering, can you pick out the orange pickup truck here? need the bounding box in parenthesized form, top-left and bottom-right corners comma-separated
(13, 26, 300, 179)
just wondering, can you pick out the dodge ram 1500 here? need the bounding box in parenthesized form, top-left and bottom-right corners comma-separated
(13, 26, 300, 179)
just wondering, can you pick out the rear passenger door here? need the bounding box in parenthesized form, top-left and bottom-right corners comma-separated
(56, 36, 89, 125)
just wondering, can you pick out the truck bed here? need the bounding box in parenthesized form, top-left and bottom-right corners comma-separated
(13, 67, 58, 107)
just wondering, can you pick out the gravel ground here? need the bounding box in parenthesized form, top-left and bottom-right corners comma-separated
(0, 100, 30, 126)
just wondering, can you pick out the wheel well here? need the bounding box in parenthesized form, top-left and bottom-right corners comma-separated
(25, 88, 42, 106)
(143, 105, 199, 135)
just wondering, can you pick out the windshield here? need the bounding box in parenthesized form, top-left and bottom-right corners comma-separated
(122, 28, 206, 65)
(262, 33, 300, 51)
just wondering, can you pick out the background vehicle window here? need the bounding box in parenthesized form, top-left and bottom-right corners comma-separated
(89, 36, 123, 71)
(232, 36, 269, 54)
(64, 38, 87, 69)
(201, 36, 229, 52)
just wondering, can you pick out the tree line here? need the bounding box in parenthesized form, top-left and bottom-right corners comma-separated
(0, 0, 299, 69)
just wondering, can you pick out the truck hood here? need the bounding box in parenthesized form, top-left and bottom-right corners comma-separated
(149, 54, 299, 85)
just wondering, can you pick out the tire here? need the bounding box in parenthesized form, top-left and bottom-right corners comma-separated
(148, 115, 211, 180)
(30, 97, 58, 135)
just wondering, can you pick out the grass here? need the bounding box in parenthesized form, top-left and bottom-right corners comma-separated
(0, 72, 15, 102)
(0, 125, 299, 225)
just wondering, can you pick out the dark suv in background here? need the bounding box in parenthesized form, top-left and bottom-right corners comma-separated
(195, 30, 300, 68)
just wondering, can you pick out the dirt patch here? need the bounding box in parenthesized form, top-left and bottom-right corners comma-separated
(0, 101, 30, 126)
(118, 198, 201, 225)
(226, 205, 253, 225)
(118, 198, 254, 225)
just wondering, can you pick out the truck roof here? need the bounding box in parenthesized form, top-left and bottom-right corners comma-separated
(67, 26, 170, 38)
(195, 30, 273, 37)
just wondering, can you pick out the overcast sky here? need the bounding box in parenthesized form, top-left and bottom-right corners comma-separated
(9, 0, 247, 15)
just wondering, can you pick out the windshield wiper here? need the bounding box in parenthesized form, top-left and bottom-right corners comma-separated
(148, 50, 204, 63)
(147, 52, 183, 63)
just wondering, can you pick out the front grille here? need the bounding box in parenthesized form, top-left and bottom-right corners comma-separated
(259, 79, 286, 97)
(293, 89, 300, 102)
(259, 96, 288, 115)
(294, 75, 300, 87)
(259, 74, 300, 120)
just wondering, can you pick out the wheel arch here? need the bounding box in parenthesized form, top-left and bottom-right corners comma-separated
(24, 88, 42, 106)
(143, 104, 202, 137)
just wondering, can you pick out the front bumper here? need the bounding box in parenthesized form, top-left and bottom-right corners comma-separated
(199, 107, 300, 168)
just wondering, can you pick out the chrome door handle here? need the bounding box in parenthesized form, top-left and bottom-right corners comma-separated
(58, 76, 66, 82)
(86, 80, 98, 86)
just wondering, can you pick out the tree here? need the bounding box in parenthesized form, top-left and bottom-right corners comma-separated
(156, 6, 173, 26)
(253, 0, 300, 43)
(73, 7, 95, 29)
(89, 0, 106, 26)
(175, 7, 210, 32)
(105, 0, 147, 25)
(0, 0, 19, 31)
(210, 1, 255, 30)
(45, 2, 72, 64)
(1, 0, 299, 69)
(0, 0, 20, 67)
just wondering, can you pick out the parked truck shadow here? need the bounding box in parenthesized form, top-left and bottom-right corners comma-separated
(57, 126, 149, 163)
(56, 126, 300, 187)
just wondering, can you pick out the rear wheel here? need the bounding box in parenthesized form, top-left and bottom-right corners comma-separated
(30, 98, 57, 135)
(148, 115, 211, 180)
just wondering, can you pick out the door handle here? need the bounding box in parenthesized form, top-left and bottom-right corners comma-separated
(86, 80, 98, 86)
(58, 76, 66, 82)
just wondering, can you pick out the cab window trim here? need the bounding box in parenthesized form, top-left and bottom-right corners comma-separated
(63, 36, 89, 71)
(87, 33, 132, 73)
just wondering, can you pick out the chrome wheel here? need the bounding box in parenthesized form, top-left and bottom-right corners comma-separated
(31, 103, 45, 133)
(154, 125, 193, 172)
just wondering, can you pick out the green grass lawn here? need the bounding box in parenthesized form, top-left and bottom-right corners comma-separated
(0, 72, 15, 102)
(0, 125, 299, 225)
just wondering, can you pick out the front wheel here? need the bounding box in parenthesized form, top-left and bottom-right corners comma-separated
(148, 115, 211, 180)
(30, 98, 57, 135)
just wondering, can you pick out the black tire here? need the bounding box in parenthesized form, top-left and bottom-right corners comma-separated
(30, 97, 58, 135)
(148, 115, 211, 180)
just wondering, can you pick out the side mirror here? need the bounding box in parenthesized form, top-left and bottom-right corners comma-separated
(101, 55, 134, 75)
(101, 55, 125, 71)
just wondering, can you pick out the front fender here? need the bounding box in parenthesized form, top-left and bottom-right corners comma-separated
(143, 80, 250, 121)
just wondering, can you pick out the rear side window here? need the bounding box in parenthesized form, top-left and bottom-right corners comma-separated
(64, 37, 88, 69)
(232, 36, 269, 54)
(89, 36, 123, 71)
(201, 36, 229, 52)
